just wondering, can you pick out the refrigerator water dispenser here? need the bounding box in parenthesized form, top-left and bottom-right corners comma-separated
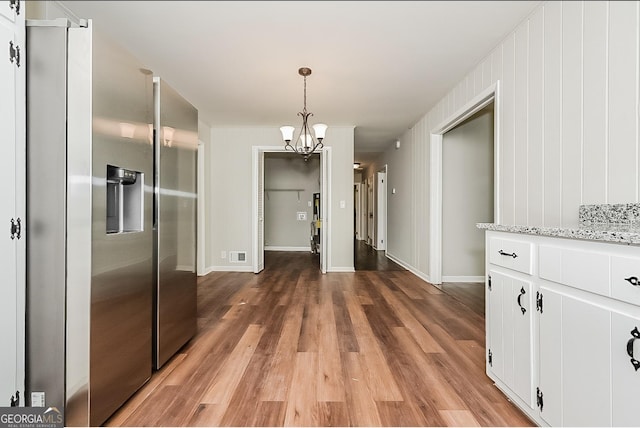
(106, 165, 144, 234)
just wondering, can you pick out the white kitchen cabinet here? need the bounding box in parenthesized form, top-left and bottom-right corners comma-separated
(538, 286, 612, 426)
(487, 269, 534, 408)
(483, 229, 640, 427)
(0, 0, 24, 407)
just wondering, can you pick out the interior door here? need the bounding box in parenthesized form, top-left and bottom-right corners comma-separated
(0, 17, 18, 406)
(256, 151, 265, 273)
(376, 172, 386, 250)
(367, 176, 374, 245)
(320, 149, 328, 273)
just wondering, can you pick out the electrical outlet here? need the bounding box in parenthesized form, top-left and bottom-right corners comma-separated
(221, 250, 227, 259)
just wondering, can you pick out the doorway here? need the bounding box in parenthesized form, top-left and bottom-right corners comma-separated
(429, 82, 500, 285)
(252, 146, 331, 274)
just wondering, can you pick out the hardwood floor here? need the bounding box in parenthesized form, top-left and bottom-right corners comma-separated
(354, 239, 404, 271)
(440, 282, 485, 317)
(105, 251, 532, 427)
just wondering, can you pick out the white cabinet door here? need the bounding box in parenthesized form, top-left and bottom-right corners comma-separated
(487, 270, 534, 407)
(539, 286, 612, 426)
(0, 0, 17, 23)
(0, 18, 18, 405)
(611, 312, 640, 426)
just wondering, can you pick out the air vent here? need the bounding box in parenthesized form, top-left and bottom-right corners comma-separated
(229, 251, 247, 263)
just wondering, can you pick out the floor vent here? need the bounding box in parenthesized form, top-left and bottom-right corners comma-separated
(229, 251, 247, 263)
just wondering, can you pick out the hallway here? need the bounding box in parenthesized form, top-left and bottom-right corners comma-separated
(353, 239, 404, 271)
(105, 252, 531, 427)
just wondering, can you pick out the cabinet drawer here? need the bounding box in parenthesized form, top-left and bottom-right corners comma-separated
(539, 245, 610, 297)
(489, 237, 533, 275)
(611, 256, 640, 306)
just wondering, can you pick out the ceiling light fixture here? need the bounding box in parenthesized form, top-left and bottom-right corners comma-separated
(280, 67, 327, 161)
(353, 163, 361, 169)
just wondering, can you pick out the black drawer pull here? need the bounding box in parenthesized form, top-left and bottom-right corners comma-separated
(627, 327, 640, 372)
(625, 277, 639, 287)
(498, 250, 518, 259)
(517, 287, 526, 315)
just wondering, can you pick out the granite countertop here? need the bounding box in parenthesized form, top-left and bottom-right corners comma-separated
(477, 203, 640, 245)
(476, 222, 640, 245)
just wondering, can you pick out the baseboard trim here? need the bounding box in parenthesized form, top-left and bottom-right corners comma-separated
(265, 246, 311, 252)
(176, 265, 196, 273)
(386, 253, 435, 287)
(209, 266, 254, 272)
(199, 266, 215, 276)
(328, 267, 355, 273)
(442, 275, 485, 283)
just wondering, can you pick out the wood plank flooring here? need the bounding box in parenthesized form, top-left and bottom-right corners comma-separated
(354, 239, 404, 271)
(105, 251, 532, 427)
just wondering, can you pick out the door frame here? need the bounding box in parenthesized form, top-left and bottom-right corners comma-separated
(429, 81, 501, 285)
(376, 166, 387, 251)
(252, 146, 331, 274)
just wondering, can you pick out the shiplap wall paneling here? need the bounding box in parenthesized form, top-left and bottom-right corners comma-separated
(608, 1, 638, 204)
(562, 1, 583, 226)
(543, 1, 563, 226)
(483, 58, 492, 94)
(582, 1, 608, 205)
(502, 34, 516, 225)
(528, 7, 544, 227)
(514, 23, 529, 225)
(474, 64, 483, 97)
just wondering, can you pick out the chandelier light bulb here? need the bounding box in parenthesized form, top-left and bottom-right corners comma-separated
(312, 123, 327, 141)
(280, 126, 295, 142)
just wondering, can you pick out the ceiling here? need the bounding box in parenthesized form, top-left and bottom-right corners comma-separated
(59, 1, 540, 161)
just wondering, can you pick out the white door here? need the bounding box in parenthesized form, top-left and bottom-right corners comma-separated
(320, 148, 328, 273)
(487, 271, 534, 407)
(376, 172, 386, 251)
(539, 286, 612, 426)
(611, 311, 640, 426)
(367, 176, 374, 246)
(254, 150, 264, 273)
(0, 10, 23, 406)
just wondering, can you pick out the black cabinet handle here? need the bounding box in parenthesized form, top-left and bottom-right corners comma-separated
(625, 277, 639, 287)
(627, 327, 640, 371)
(517, 287, 526, 315)
(498, 250, 518, 259)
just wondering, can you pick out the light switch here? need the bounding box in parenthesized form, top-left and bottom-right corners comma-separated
(392, 188, 396, 194)
(340, 200, 346, 208)
(308, 201, 312, 207)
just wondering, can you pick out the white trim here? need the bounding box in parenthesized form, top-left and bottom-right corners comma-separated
(386, 252, 440, 289)
(328, 267, 355, 273)
(199, 266, 215, 276)
(253, 145, 332, 274)
(442, 275, 485, 283)
(265, 246, 311, 252)
(210, 266, 254, 272)
(429, 81, 501, 285)
(197, 141, 206, 276)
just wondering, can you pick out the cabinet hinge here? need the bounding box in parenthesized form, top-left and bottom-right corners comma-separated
(10, 391, 20, 407)
(488, 349, 493, 367)
(536, 291, 543, 313)
(488, 275, 492, 291)
(536, 388, 543, 411)
(10, 0, 20, 15)
(10, 218, 21, 240)
(9, 40, 20, 67)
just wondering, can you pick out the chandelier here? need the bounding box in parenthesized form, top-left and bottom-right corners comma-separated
(280, 67, 327, 160)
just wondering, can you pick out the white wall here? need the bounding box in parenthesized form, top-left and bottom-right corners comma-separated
(205, 126, 354, 272)
(442, 108, 494, 279)
(378, 0, 640, 282)
(264, 154, 319, 249)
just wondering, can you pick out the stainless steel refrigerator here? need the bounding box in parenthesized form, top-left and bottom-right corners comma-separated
(152, 78, 198, 369)
(26, 19, 154, 426)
